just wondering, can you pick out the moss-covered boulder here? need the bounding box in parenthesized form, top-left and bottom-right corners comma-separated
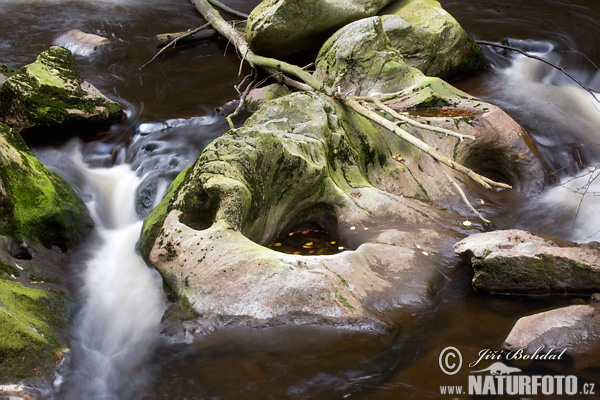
(314, 16, 425, 96)
(246, 0, 395, 58)
(0, 122, 93, 250)
(382, 0, 485, 80)
(0, 275, 70, 381)
(454, 229, 600, 294)
(140, 83, 545, 332)
(0, 46, 122, 135)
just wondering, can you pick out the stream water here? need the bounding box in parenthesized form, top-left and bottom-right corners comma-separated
(1, 0, 599, 398)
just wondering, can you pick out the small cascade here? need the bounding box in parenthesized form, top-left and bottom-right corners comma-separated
(55, 151, 166, 399)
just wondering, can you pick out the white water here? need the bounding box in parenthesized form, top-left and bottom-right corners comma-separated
(56, 151, 166, 399)
(485, 41, 600, 242)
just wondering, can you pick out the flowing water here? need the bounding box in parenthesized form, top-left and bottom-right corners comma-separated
(1, 0, 600, 398)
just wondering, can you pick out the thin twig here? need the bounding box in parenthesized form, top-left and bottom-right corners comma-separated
(226, 69, 258, 129)
(477, 40, 600, 102)
(437, 161, 491, 224)
(141, 23, 211, 70)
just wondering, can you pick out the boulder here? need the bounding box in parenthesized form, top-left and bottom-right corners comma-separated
(503, 303, 600, 370)
(454, 229, 600, 294)
(382, 0, 485, 80)
(140, 86, 545, 332)
(246, 0, 395, 58)
(314, 16, 425, 97)
(0, 46, 122, 135)
(0, 122, 93, 251)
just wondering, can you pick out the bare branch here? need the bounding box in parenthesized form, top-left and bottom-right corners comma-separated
(208, 0, 249, 19)
(355, 96, 476, 141)
(226, 69, 258, 129)
(141, 23, 211, 70)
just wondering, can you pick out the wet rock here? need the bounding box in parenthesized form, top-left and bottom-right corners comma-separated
(503, 304, 600, 370)
(0, 122, 93, 250)
(246, 0, 395, 58)
(0, 46, 122, 135)
(454, 229, 600, 294)
(140, 88, 545, 332)
(0, 274, 71, 382)
(54, 29, 110, 57)
(382, 0, 485, 80)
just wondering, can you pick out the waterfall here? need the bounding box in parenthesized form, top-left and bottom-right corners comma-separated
(54, 148, 167, 399)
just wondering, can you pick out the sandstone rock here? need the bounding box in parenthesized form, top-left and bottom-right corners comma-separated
(246, 0, 395, 58)
(54, 29, 110, 57)
(382, 0, 485, 80)
(454, 229, 600, 294)
(141, 89, 545, 332)
(0, 46, 122, 134)
(503, 304, 600, 370)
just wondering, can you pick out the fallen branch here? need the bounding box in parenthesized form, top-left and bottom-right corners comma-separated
(156, 28, 217, 48)
(208, 0, 249, 19)
(355, 96, 476, 142)
(191, 0, 511, 191)
(343, 98, 511, 190)
(477, 40, 600, 102)
(141, 23, 211, 70)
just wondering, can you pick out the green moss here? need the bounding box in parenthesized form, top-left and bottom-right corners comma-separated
(0, 276, 67, 380)
(335, 288, 355, 311)
(139, 166, 192, 260)
(0, 123, 93, 248)
(474, 253, 558, 292)
(0, 261, 20, 277)
(573, 261, 594, 271)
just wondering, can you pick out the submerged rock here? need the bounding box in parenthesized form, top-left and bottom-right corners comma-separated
(246, 0, 395, 58)
(0, 46, 122, 135)
(503, 304, 600, 370)
(454, 229, 600, 294)
(54, 29, 110, 57)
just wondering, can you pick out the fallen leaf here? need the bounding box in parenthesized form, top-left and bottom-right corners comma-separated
(392, 154, 405, 163)
(302, 230, 310, 235)
(273, 243, 282, 247)
(350, 192, 362, 198)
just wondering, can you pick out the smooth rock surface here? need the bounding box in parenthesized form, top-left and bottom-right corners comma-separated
(455, 229, 600, 294)
(503, 304, 600, 369)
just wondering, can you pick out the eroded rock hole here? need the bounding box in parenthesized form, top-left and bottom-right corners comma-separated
(267, 213, 349, 256)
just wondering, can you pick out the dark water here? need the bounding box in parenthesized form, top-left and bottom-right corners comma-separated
(1, 0, 599, 398)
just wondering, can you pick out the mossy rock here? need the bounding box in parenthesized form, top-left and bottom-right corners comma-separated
(455, 229, 600, 295)
(0, 276, 70, 381)
(246, 0, 395, 58)
(382, 0, 485, 80)
(0, 122, 93, 250)
(314, 16, 425, 96)
(0, 46, 122, 135)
